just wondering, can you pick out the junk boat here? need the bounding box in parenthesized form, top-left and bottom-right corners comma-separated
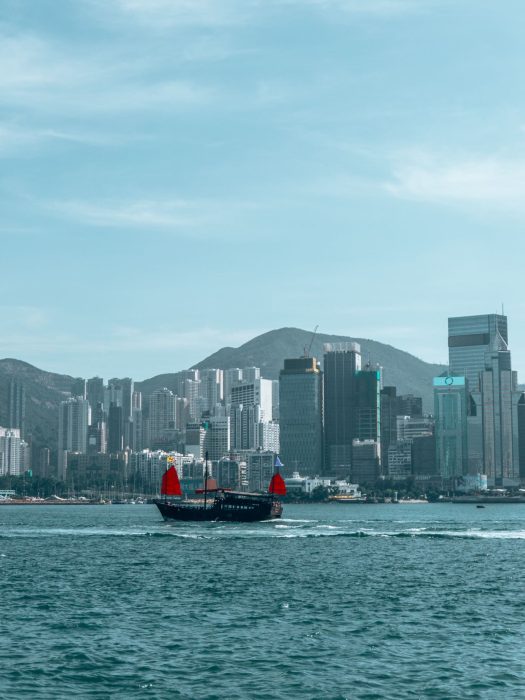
(154, 455, 286, 523)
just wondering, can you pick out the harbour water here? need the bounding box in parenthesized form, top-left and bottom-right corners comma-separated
(1, 503, 524, 699)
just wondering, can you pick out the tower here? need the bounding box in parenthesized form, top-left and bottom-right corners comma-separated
(279, 357, 323, 476)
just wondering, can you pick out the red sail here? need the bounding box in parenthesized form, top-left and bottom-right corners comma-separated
(268, 472, 286, 496)
(161, 465, 182, 497)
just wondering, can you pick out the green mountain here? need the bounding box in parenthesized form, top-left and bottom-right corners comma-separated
(194, 327, 444, 409)
(0, 328, 445, 455)
(0, 358, 75, 456)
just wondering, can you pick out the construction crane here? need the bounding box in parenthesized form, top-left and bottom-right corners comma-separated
(303, 325, 319, 358)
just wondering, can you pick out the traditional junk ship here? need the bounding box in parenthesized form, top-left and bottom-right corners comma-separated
(154, 455, 286, 523)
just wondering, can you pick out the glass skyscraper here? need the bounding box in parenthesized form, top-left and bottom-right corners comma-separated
(279, 357, 323, 476)
(448, 314, 508, 392)
(323, 343, 361, 477)
(445, 313, 521, 486)
(433, 376, 469, 480)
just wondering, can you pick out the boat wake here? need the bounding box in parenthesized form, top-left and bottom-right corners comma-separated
(1, 520, 525, 540)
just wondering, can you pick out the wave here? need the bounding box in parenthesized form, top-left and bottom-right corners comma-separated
(1, 524, 525, 540)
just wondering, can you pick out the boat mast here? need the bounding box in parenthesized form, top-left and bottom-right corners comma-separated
(204, 450, 209, 510)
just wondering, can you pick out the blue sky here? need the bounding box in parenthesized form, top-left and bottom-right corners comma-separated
(2, 0, 525, 380)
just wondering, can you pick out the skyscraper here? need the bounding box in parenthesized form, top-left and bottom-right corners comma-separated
(279, 357, 323, 476)
(433, 376, 469, 480)
(448, 314, 508, 392)
(8, 379, 25, 437)
(58, 397, 90, 479)
(148, 388, 177, 445)
(448, 313, 521, 486)
(323, 343, 361, 477)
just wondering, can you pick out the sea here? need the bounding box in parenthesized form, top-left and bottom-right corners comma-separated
(1, 503, 524, 700)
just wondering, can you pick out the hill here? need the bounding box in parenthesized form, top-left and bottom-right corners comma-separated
(194, 327, 445, 409)
(0, 328, 446, 455)
(0, 358, 76, 457)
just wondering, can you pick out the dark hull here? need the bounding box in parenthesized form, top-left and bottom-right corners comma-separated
(155, 497, 282, 523)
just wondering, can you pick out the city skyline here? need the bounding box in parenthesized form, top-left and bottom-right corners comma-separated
(2, 1, 525, 378)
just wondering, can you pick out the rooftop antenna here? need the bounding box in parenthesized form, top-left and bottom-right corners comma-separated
(303, 325, 319, 358)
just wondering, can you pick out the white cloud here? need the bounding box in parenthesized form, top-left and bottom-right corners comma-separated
(107, 0, 251, 27)
(0, 32, 214, 116)
(385, 151, 525, 210)
(279, 0, 436, 16)
(48, 199, 208, 230)
(47, 197, 258, 233)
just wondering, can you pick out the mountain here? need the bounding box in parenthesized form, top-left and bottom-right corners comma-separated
(194, 328, 445, 410)
(0, 328, 446, 455)
(0, 358, 76, 456)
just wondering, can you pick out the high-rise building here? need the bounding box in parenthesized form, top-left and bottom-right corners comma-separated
(397, 394, 423, 417)
(148, 388, 177, 446)
(0, 427, 24, 476)
(223, 368, 243, 404)
(279, 357, 323, 476)
(412, 435, 437, 477)
(58, 397, 90, 478)
(447, 313, 521, 486)
(199, 369, 223, 412)
(87, 377, 105, 411)
(8, 379, 25, 437)
(231, 379, 273, 421)
(448, 314, 508, 392)
(355, 367, 382, 445)
(107, 404, 124, 453)
(204, 415, 230, 461)
(387, 439, 412, 480)
(351, 439, 380, 485)
(247, 451, 275, 492)
(396, 415, 433, 441)
(323, 343, 361, 477)
(70, 378, 87, 399)
(433, 376, 469, 480)
(380, 386, 398, 472)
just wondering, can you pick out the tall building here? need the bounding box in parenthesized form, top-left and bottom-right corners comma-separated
(279, 357, 323, 476)
(396, 415, 433, 441)
(352, 439, 380, 485)
(223, 368, 243, 403)
(0, 427, 24, 476)
(148, 388, 177, 446)
(8, 379, 25, 437)
(58, 397, 90, 478)
(447, 313, 521, 486)
(323, 343, 361, 477)
(204, 415, 230, 461)
(87, 377, 105, 411)
(397, 394, 423, 417)
(70, 378, 87, 399)
(380, 386, 398, 472)
(199, 369, 223, 412)
(433, 376, 469, 480)
(355, 367, 382, 445)
(448, 314, 508, 392)
(107, 404, 124, 453)
(231, 379, 273, 421)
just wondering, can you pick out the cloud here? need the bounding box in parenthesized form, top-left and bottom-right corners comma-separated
(46, 197, 258, 233)
(48, 199, 209, 230)
(385, 151, 525, 210)
(279, 0, 436, 16)
(105, 0, 251, 27)
(0, 32, 214, 117)
(0, 122, 126, 155)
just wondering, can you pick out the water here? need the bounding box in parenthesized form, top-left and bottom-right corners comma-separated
(1, 503, 525, 699)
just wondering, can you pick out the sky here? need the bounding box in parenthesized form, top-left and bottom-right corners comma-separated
(2, 0, 525, 380)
